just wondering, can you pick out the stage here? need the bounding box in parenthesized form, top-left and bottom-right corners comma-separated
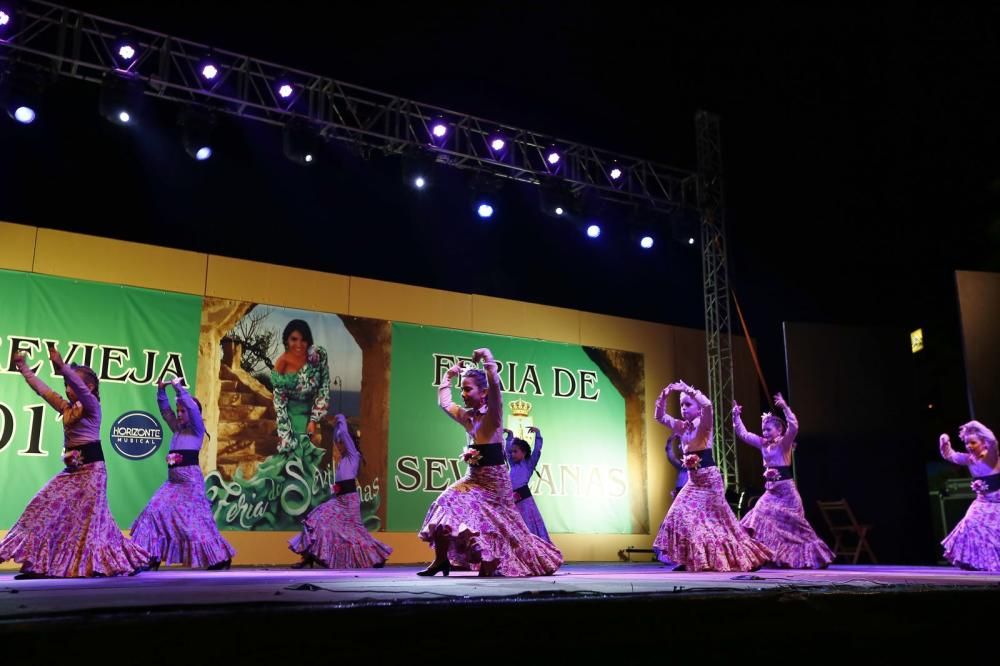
(2, 563, 998, 661)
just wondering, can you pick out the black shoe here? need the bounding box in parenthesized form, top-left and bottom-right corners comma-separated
(147, 558, 161, 572)
(416, 561, 450, 577)
(13, 571, 45, 580)
(206, 559, 231, 571)
(290, 556, 314, 569)
(373, 560, 386, 569)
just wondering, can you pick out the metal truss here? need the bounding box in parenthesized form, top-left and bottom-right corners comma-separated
(696, 110, 738, 491)
(1, 0, 698, 212)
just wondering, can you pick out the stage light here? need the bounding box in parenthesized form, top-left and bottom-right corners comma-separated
(180, 108, 217, 161)
(201, 64, 218, 80)
(429, 116, 449, 145)
(539, 177, 578, 219)
(402, 147, 438, 189)
(12, 104, 34, 123)
(283, 120, 321, 165)
(3, 67, 45, 125)
(113, 34, 139, 71)
(640, 235, 654, 249)
(555, 206, 564, 216)
(0, 8, 11, 42)
(546, 149, 560, 165)
(278, 83, 293, 98)
(477, 203, 494, 219)
(99, 73, 144, 126)
(586, 224, 601, 238)
(688, 237, 695, 245)
(490, 137, 505, 151)
(432, 122, 447, 138)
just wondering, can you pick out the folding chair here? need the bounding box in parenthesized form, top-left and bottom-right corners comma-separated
(816, 499, 877, 564)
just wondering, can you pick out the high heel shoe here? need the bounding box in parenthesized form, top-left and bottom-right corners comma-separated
(416, 560, 450, 577)
(206, 559, 231, 571)
(290, 556, 315, 569)
(147, 558, 161, 572)
(477, 559, 500, 577)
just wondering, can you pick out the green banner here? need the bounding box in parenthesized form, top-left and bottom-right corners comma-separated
(387, 323, 639, 534)
(0, 269, 202, 529)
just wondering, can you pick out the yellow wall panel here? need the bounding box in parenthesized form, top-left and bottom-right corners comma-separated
(471, 295, 581, 343)
(349, 276, 472, 329)
(0, 221, 37, 273)
(32, 229, 207, 295)
(206, 255, 350, 313)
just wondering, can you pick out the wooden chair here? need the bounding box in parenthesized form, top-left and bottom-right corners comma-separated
(816, 499, 877, 564)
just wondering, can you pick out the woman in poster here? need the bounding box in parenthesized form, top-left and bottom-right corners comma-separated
(939, 420, 1000, 571)
(417, 347, 562, 577)
(0, 348, 149, 578)
(732, 393, 834, 569)
(289, 414, 392, 568)
(652, 380, 771, 572)
(131, 378, 237, 570)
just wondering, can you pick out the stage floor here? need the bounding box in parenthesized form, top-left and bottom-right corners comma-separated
(2, 562, 998, 618)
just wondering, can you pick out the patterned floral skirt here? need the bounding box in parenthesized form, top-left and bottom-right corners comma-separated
(515, 496, 552, 544)
(740, 479, 834, 569)
(131, 465, 236, 567)
(942, 491, 1000, 571)
(0, 462, 149, 577)
(289, 491, 392, 568)
(419, 464, 562, 577)
(653, 465, 771, 572)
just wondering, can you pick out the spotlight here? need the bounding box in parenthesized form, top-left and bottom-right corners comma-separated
(608, 161, 625, 184)
(546, 148, 561, 165)
(3, 67, 45, 125)
(113, 34, 138, 71)
(402, 147, 438, 189)
(180, 108, 217, 161)
(538, 177, 578, 218)
(487, 130, 507, 158)
(99, 73, 144, 126)
(670, 208, 700, 247)
(429, 115, 449, 144)
(0, 7, 11, 42)
(274, 75, 297, 108)
(469, 172, 504, 219)
(640, 235, 654, 249)
(586, 224, 601, 238)
(283, 120, 321, 165)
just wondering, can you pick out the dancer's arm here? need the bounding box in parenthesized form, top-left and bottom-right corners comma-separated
(654, 386, 680, 430)
(774, 392, 799, 445)
(527, 426, 543, 471)
(156, 381, 180, 432)
(732, 401, 764, 449)
(437, 363, 468, 425)
(15, 351, 70, 413)
(939, 434, 973, 466)
(172, 378, 204, 437)
(474, 348, 503, 433)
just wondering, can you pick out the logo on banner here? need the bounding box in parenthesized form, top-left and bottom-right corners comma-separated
(110, 411, 164, 460)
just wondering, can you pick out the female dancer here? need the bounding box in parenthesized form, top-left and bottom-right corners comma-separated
(651, 380, 771, 572)
(417, 348, 562, 577)
(939, 420, 1000, 571)
(131, 378, 236, 570)
(289, 414, 392, 568)
(0, 347, 149, 578)
(733, 393, 834, 568)
(504, 426, 551, 543)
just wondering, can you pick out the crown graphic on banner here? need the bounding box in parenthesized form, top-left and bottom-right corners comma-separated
(509, 399, 533, 416)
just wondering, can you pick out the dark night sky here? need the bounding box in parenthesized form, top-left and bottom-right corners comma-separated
(3, 2, 999, 399)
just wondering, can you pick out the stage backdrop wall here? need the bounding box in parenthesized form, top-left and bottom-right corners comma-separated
(0, 221, 761, 565)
